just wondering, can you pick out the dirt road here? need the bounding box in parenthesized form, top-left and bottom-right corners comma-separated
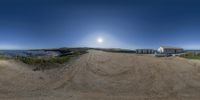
(1, 50, 200, 100)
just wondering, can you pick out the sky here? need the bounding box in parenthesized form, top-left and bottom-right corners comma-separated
(0, 0, 200, 50)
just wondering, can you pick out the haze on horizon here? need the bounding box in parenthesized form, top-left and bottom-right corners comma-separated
(0, 0, 200, 50)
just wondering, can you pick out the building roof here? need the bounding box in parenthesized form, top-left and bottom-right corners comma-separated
(136, 49, 154, 50)
(160, 46, 183, 49)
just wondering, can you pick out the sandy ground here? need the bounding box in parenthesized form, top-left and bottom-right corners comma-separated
(1, 50, 200, 100)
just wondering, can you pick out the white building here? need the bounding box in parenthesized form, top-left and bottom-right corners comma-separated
(158, 46, 184, 54)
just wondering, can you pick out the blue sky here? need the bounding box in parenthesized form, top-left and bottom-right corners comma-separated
(0, 0, 200, 49)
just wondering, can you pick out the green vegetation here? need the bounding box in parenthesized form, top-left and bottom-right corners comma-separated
(15, 56, 70, 65)
(14, 56, 73, 71)
(180, 52, 200, 60)
(16, 50, 87, 65)
(0, 55, 9, 60)
(0, 48, 88, 65)
(0, 48, 88, 71)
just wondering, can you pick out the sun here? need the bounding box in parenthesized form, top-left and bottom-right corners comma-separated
(97, 37, 103, 43)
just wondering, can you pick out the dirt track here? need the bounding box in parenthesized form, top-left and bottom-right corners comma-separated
(1, 50, 200, 100)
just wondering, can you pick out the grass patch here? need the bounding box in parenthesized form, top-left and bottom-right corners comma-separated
(180, 52, 200, 60)
(0, 55, 9, 60)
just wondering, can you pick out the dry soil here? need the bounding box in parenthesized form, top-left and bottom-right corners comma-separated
(1, 50, 200, 100)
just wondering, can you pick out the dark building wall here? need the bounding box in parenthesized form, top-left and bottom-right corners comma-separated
(136, 49, 155, 54)
(163, 49, 184, 54)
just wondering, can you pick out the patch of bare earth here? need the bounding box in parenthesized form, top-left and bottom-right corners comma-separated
(0, 50, 200, 100)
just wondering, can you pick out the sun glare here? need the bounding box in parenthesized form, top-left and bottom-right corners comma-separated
(97, 38, 103, 43)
